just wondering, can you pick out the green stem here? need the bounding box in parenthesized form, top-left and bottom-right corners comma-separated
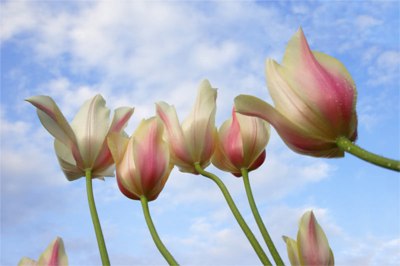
(194, 163, 272, 266)
(336, 136, 400, 172)
(85, 169, 110, 266)
(140, 196, 179, 265)
(241, 168, 285, 266)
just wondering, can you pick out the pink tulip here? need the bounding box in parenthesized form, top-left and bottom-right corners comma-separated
(108, 117, 172, 201)
(212, 108, 270, 176)
(27, 95, 133, 180)
(283, 211, 334, 266)
(18, 237, 68, 266)
(156, 80, 217, 173)
(235, 28, 357, 157)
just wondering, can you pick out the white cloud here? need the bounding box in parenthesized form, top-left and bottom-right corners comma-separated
(355, 15, 383, 30)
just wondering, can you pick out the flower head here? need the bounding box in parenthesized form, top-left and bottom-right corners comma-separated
(108, 117, 172, 201)
(235, 28, 357, 157)
(283, 211, 334, 266)
(156, 80, 217, 173)
(212, 108, 270, 176)
(18, 237, 68, 266)
(27, 95, 133, 180)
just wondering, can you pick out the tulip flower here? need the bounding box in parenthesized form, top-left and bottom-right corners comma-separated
(108, 116, 173, 201)
(283, 211, 334, 266)
(18, 237, 68, 266)
(156, 79, 217, 173)
(212, 108, 270, 176)
(27, 94, 134, 180)
(235, 28, 357, 158)
(108, 117, 178, 265)
(27, 94, 132, 265)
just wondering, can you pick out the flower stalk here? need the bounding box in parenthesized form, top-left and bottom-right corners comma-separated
(140, 195, 179, 265)
(241, 168, 284, 266)
(194, 163, 272, 265)
(336, 136, 400, 172)
(85, 169, 110, 266)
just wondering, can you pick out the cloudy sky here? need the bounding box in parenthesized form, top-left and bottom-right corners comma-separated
(1, 1, 399, 265)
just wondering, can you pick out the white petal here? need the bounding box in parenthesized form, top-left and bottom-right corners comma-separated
(70, 95, 110, 169)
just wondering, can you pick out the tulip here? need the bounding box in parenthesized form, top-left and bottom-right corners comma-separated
(18, 237, 68, 266)
(283, 211, 334, 266)
(212, 108, 270, 176)
(235, 28, 357, 157)
(156, 79, 217, 173)
(27, 94, 134, 180)
(108, 117, 172, 201)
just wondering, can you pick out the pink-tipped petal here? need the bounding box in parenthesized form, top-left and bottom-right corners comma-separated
(132, 117, 170, 199)
(156, 101, 191, 169)
(70, 94, 110, 169)
(235, 94, 342, 157)
(297, 211, 332, 266)
(26, 96, 83, 167)
(280, 28, 357, 138)
(37, 237, 68, 266)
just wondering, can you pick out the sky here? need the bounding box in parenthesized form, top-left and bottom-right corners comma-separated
(1, 0, 399, 265)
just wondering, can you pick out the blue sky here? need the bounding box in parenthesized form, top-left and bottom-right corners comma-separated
(1, 1, 399, 265)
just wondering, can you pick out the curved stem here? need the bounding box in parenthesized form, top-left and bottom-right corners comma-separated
(336, 136, 400, 172)
(140, 196, 179, 265)
(85, 170, 110, 266)
(194, 163, 272, 265)
(241, 168, 285, 266)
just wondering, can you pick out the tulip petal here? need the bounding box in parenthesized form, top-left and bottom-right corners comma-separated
(224, 110, 244, 166)
(116, 137, 142, 200)
(107, 132, 130, 165)
(297, 211, 331, 266)
(37, 237, 68, 266)
(156, 101, 192, 170)
(283, 236, 301, 266)
(281, 28, 357, 138)
(93, 107, 134, 172)
(54, 140, 83, 181)
(18, 257, 37, 266)
(212, 119, 241, 175)
(266, 59, 332, 138)
(235, 94, 343, 157)
(236, 112, 270, 167)
(132, 117, 170, 199)
(181, 79, 217, 165)
(70, 95, 110, 169)
(26, 96, 82, 166)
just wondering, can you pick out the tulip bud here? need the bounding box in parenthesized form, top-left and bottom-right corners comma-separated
(18, 237, 68, 266)
(156, 80, 217, 173)
(108, 117, 172, 201)
(235, 28, 357, 157)
(27, 95, 133, 180)
(212, 108, 270, 176)
(283, 211, 334, 266)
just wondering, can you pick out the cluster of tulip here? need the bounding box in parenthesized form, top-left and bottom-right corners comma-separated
(21, 28, 399, 266)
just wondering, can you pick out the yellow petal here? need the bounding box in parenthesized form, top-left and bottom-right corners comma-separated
(18, 257, 37, 266)
(282, 236, 301, 266)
